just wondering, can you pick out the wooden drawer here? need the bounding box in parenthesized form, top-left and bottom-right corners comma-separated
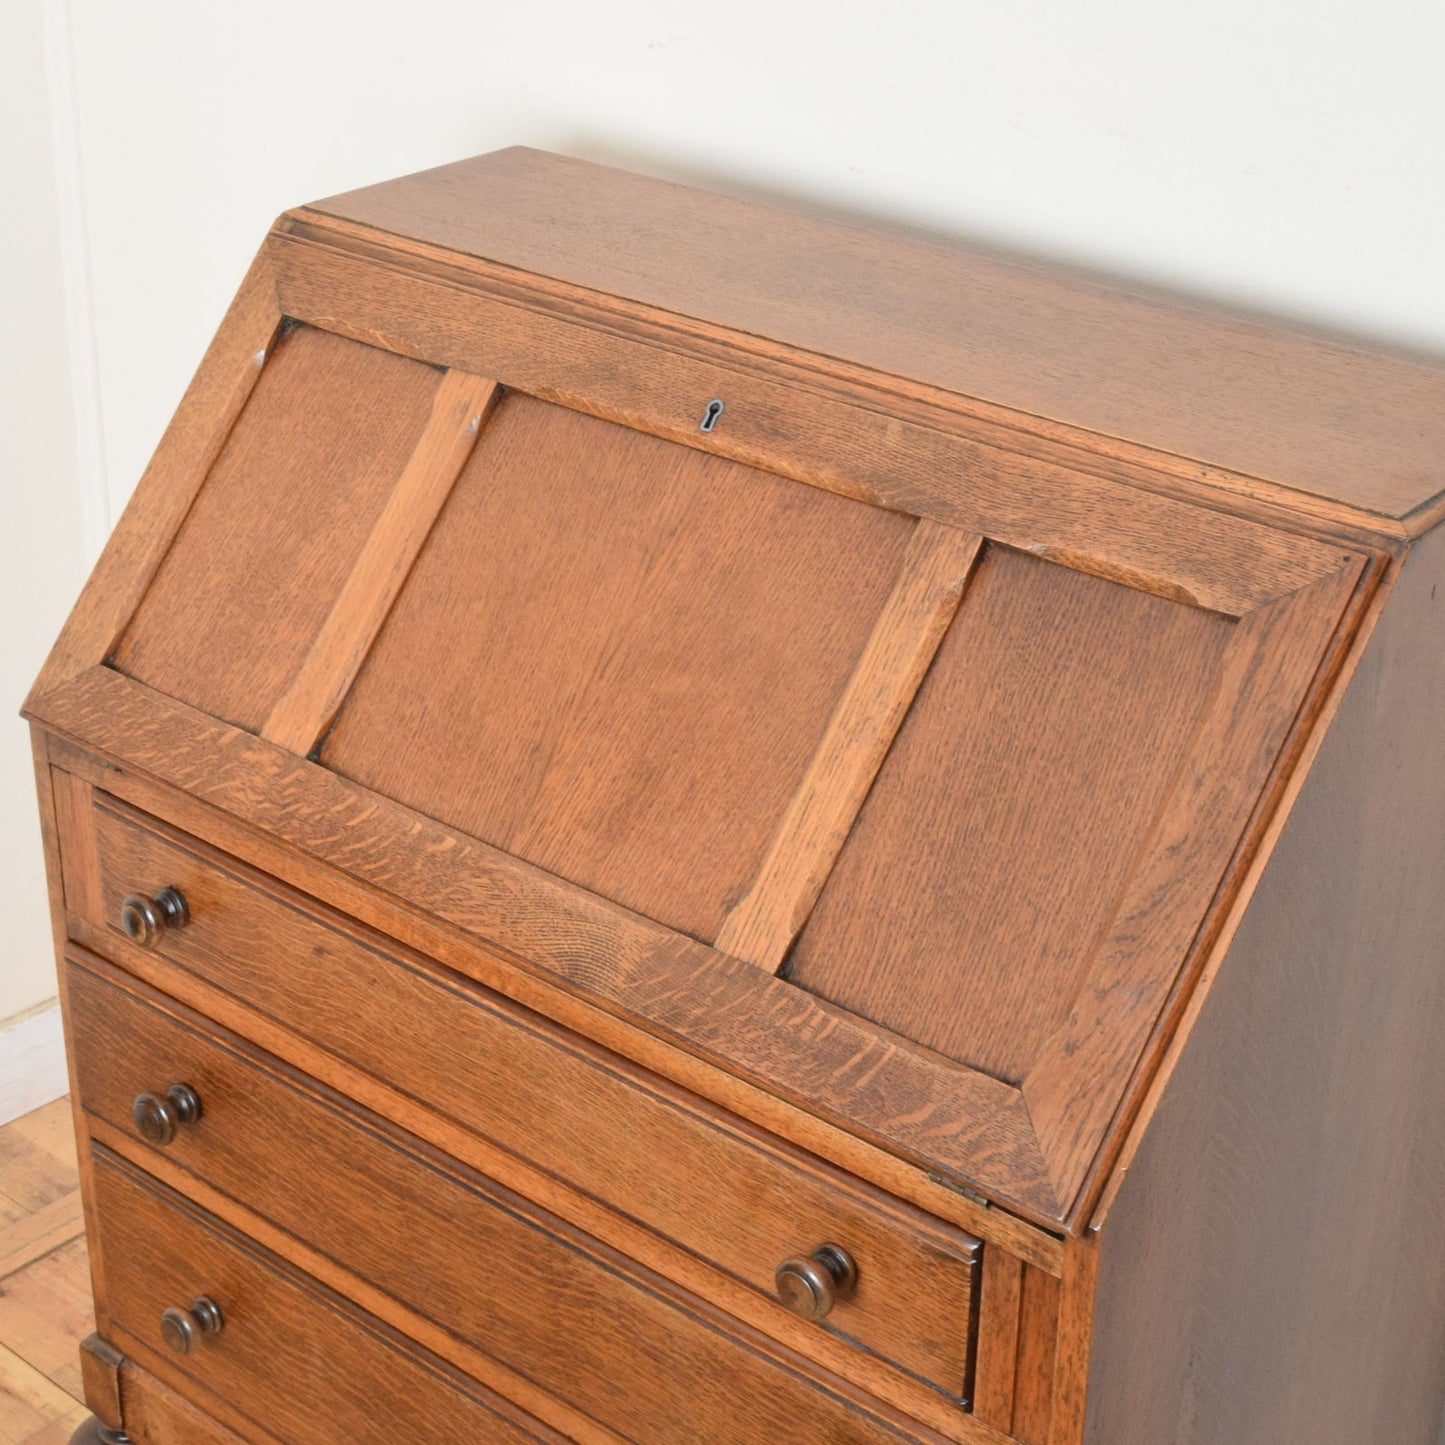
(67, 791, 982, 1402)
(70, 955, 955, 1445)
(90, 1145, 559, 1444)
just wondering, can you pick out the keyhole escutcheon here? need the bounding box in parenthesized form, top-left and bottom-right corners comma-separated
(700, 399, 725, 433)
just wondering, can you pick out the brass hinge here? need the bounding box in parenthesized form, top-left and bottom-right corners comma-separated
(927, 1171, 991, 1209)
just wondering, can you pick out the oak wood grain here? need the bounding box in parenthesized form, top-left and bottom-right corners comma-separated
(112, 324, 443, 734)
(1011, 1267, 1061, 1445)
(116, 1363, 251, 1445)
(50, 770, 101, 928)
(1024, 555, 1366, 1206)
(76, 1336, 123, 1432)
(27, 742, 108, 1342)
(92, 1149, 570, 1445)
(80, 1026, 987, 1445)
(259, 368, 499, 754)
(38, 667, 1064, 1218)
(1084, 524, 1445, 1443)
(323, 390, 911, 943)
(716, 519, 983, 970)
(34, 638, 1375, 1225)
(310, 148, 1445, 525)
(25, 254, 281, 709)
(1079, 545, 1391, 1231)
(27, 144, 1443, 1445)
(277, 210, 1418, 557)
(1046, 1241, 1100, 1445)
(790, 545, 1232, 1082)
(93, 1147, 958, 1445)
(67, 944, 981, 1405)
(46, 733, 1058, 1274)
(972, 1253, 1024, 1433)
(267, 227, 1361, 618)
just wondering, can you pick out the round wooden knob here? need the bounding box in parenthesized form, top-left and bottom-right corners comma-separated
(775, 1244, 858, 1321)
(119, 887, 189, 949)
(132, 1083, 202, 1147)
(160, 1296, 223, 1355)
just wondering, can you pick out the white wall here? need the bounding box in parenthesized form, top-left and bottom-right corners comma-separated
(0, 0, 86, 1117)
(3, 0, 1444, 1112)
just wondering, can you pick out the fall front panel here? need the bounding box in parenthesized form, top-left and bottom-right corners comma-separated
(789, 545, 1233, 1084)
(321, 391, 913, 943)
(112, 325, 443, 732)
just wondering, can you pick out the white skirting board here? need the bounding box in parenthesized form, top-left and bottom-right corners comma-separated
(0, 1002, 68, 1126)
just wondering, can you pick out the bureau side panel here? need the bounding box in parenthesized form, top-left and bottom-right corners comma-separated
(1084, 521, 1445, 1445)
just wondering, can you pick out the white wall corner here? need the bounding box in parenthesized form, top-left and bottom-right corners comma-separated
(0, 1001, 68, 1126)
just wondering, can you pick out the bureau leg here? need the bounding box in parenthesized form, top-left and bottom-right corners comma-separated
(69, 1420, 133, 1445)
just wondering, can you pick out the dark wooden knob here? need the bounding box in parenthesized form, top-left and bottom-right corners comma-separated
(775, 1244, 858, 1321)
(119, 887, 189, 948)
(160, 1296, 223, 1354)
(132, 1083, 202, 1146)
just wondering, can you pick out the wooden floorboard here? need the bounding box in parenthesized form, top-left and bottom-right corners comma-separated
(0, 1100, 92, 1445)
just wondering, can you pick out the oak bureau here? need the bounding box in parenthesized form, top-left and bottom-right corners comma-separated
(24, 148, 1445, 1445)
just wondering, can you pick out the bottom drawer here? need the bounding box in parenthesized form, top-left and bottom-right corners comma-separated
(90, 1147, 557, 1444)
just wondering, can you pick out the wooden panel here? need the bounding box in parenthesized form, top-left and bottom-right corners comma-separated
(52, 769, 102, 927)
(35, 636, 1374, 1225)
(1077, 548, 1388, 1232)
(310, 148, 1445, 523)
(1024, 555, 1367, 1206)
(47, 731, 1060, 1271)
(66, 941, 980, 1400)
(93, 1144, 940, 1445)
(91, 1150, 564, 1445)
(1012, 1267, 1061, 1445)
(78, 1334, 124, 1429)
(33, 696, 1056, 1221)
(1046, 1242, 1099, 1445)
(118, 1362, 254, 1445)
(27, 253, 281, 709)
(112, 324, 442, 733)
(28, 745, 112, 1348)
(269, 224, 1365, 614)
(260, 369, 500, 753)
(717, 520, 983, 970)
(790, 547, 1232, 1083)
(1084, 525, 1445, 1444)
(88, 1121, 990, 1445)
(972, 1253, 1024, 1433)
(323, 391, 912, 943)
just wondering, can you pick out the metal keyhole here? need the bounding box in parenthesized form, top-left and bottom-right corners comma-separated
(700, 399, 725, 433)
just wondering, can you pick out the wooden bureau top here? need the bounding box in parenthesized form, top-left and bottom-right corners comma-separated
(311, 146, 1445, 531)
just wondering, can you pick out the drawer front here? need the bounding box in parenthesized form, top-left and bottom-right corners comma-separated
(70, 958, 937, 1445)
(77, 792, 980, 1397)
(90, 1147, 557, 1445)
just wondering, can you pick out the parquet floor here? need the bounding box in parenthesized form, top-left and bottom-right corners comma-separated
(0, 1099, 93, 1444)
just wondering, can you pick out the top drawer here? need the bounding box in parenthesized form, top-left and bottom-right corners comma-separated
(65, 788, 981, 1402)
